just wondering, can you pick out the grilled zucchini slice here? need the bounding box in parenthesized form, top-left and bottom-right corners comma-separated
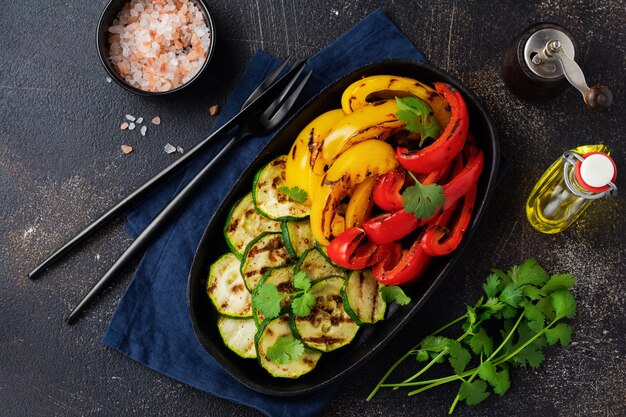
(217, 317, 258, 359)
(240, 232, 291, 291)
(252, 265, 295, 326)
(256, 315, 322, 378)
(224, 193, 281, 258)
(281, 220, 315, 259)
(295, 247, 346, 282)
(341, 269, 386, 325)
(207, 253, 252, 318)
(252, 155, 310, 221)
(291, 277, 359, 352)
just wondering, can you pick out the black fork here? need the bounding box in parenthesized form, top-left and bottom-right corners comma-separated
(64, 65, 313, 324)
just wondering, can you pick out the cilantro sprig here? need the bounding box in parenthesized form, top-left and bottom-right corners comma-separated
(252, 271, 316, 321)
(395, 96, 441, 147)
(367, 258, 577, 414)
(380, 285, 412, 306)
(266, 335, 305, 364)
(278, 185, 308, 203)
(402, 171, 445, 219)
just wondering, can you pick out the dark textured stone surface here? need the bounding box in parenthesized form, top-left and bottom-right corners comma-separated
(1, 1, 624, 416)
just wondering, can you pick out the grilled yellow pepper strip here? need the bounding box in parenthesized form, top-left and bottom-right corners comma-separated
(345, 176, 377, 228)
(285, 109, 345, 203)
(311, 140, 399, 245)
(321, 100, 403, 165)
(340, 75, 451, 127)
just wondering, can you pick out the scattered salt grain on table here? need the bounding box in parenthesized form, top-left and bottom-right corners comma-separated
(125, 114, 136, 121)
(120, 122, 129, 130)
(106, 77, 112, 83)
(107, 0, 211, 93)
(136, 117, 143, 124)
(176, 146, 184, 154)
(151, 116, 161, 125)
(121, 145, 133, 154)
(128, 122, 136, 130)
(164, 143, 176, 154)
(140, 125, 147, 136)
(209, 104, 219, 116)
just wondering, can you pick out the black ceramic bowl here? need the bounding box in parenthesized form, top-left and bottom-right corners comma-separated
(96, 0, 216, 96)
(188, 60, 500, 396)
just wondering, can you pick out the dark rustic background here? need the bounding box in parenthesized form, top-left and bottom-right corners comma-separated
(1, 1, 624, 416)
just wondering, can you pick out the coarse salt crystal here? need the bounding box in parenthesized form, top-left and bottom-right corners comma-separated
(106, 77, 112, 83)
(136, 117, 143, 124)
(164, 143, 176, 154)
(140, 125, 147, 136)
(128, 122, 136, 130)
(151, 116, 161, 125)
(176, 146, 184, 154)
(125, 114, 136, 121)
(120, 122, 129, 130)
(121, 144, 133, 154)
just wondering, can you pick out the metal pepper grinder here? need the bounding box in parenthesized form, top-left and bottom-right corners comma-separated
(502, 23, 612, 111)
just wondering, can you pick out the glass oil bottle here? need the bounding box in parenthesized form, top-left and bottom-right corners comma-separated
(526, 144, 618, 234)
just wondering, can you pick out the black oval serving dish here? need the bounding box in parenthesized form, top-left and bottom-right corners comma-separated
(188, 60, 500, 396)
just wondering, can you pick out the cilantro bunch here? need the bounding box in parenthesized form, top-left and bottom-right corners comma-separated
(367, 259, 577, 414)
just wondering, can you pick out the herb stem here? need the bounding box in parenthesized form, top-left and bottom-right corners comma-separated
(366, 347, 417, 401)
(396, 330, 471, 388)
(431, 314, 468, 336)
(492, 319, 558, 367)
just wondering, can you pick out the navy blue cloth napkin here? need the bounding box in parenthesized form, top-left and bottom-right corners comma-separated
(102, 9, 426, 417)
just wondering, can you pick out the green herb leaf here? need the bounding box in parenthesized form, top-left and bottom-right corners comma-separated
(458, 380, 490, 406)
(253, 284, 282, 319)
(483, 273, 501, 298)
(541, 274, 575, 294)
(402, 172, 445, 220)
(515, 258, 550, 287)
(522, 285, 545, 301)
(278, 185, 308, 203)
(509, 324, 546, 369)
(395, 96, 441, 146)
(266, 335, 305, 364)
(545, 323, 572, 347)
(490, 268, 512, 286)
(415, 349, 430, 362)
(291, 292, 316, 317)
(521, 301, 545, 333)
(380, 286, 412, 306)
(467, 327, 494, 356)
(478, 362, 511, 395)
(550, 289, 577, 319)
(536, 296, 556, 321)
(293, 271, 311, 292)
(420, 335, 450, 353)
(499, 283, 523, 308)
(447, 340, 472, 375)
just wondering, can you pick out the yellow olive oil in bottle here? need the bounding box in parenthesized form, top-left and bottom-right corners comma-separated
(526, 144, 618, 234)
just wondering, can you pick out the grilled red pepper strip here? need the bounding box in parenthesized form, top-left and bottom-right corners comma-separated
(372, 168, 405, 212)
(327, 227, 396, 269)
(363, 209, 422, 245)
(396, 83, 468, 174)
(422, 182, 478, 256)
(441, 145, 484, 211)
(372, 236, 432, 286)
